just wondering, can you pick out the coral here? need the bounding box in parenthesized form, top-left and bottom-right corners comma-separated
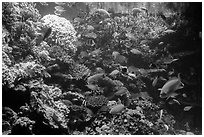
(11, 117, 35, 135)
(41, 14, 77, 63)
(69, 63, 91, 80)
(85, 95, 108, 113)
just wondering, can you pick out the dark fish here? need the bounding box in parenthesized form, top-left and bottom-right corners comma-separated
(43, 27, 52, 40)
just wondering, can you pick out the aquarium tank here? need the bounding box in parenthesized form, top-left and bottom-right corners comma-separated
(2, 2, 202, 135)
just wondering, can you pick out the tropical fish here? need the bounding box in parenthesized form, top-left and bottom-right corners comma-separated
(168, 98, 180, 105)
(159, 73, 184, 99)
(164, 29, 176, 34)
(54, 10, 62, 16)
(112, 51, 120, 59)
(152, 76, 158, 87)
(183, 106, 193, 111)
(61, 99, 73, 106)
(86, 84, 99, 91)
(128, 66, 138, 74)
(54, 6, 65, 11)
(87, 25, 94, 31)
(114, 54, 128, 64)
(87, 73, 104, 84)
(84, 32, 97, 39)
(140, 40, 149, 45)
(95, 9, 110, 18)
(128, 73, 137, 78)
(126, 32, 136, 41)
(114, 87, 128, 96)
(55, 2, 66, 6)
(79, 51, 89, 58)
(109, 69, 120, 77)
(130, 48, 142, 55)
(158, 42, 164, 45)
(43, 27, 52, 40)
(90, 49, 101, 57)
(109, 104, 125, 114)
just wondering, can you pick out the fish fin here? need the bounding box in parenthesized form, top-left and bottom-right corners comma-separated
(158, 88, 162, 91)
(166, 93, 179, 100)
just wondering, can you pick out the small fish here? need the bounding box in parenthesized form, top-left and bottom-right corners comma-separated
(158, 42, 164, 45)
(95, 9, 110, 18)
(128, 73, 137, 78)
(79, 51, 89, 58)
(87, 73, 104, 84)
(114, 87, 128, 96)
(140, 40, 149, 45)
(159, 73, 184, 99)
(114, 54, 128, 64)
(182, 93, 187, 98)
(183, 106, 193, 111)
(40, 2, 49, 6)
(95, 67, 104, 73)
(90, 49, 101, 57)
(109, 70, 120, 77)
(168, 98, 180, 105)
(126, 32, 136, 41)
(61, 99, 73, 106)
(73, 41, 83, 47)
(152, 76, 158, 87)
(84, 32, 97, 39)
(164, 29, 176, 34)
(159, 109, 163, 120)
(55, 2, 66, 6)
(54, 10, 62, 16)
(54, 6, 65, 11)
(87, 25, 94, 31)
(86, 84, 99, 91)
(112, 51, 120, 59)
(43, 27, 52, 40)
(130, 48, 142, 55)
(109, 104, 125, 114)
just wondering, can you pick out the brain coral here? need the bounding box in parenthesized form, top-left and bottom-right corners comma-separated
(41, 14, 77, 62)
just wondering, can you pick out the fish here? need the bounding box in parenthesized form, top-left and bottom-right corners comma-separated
(112, 51, 120, 59)
(164, 29, 176, 34)
(54, 6, 65, 11)
(126, 32, 136, 41)
(95, 67, 104, 73)
(109, 104, 125, 114)
(79, 51, 89, 58)
(152, 76, 158, 87)
(95, 9, 110, 18)
(109, 70, 120, 77)
(130, 48, 143, 55)
(114, 87, 128, 96)
(87, 73, 105, 84)
(128, 73, 137, 78)
(114, 54, 128, 64)
(87, 25, 94, 31)
(55, 2, 66, 6)
(168, 98, 180, 105)
(158, 42, 164, 45)
(183, 106, 193, 111)
(159, 73, 184, 99)
(140, 40, 149, 45)
(128, 66, 138, 74)
(61, 99, 73, 106)
(90, 49, 101, 57)
(43, 27, 52, 40)
(84, 32, 97, 39)
(54, 10, 62, 16)
(86, 84, 99, 91)
(40, 2, 49, 6)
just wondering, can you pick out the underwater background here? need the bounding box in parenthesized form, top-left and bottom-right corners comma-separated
(2, 2, 202, 135)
